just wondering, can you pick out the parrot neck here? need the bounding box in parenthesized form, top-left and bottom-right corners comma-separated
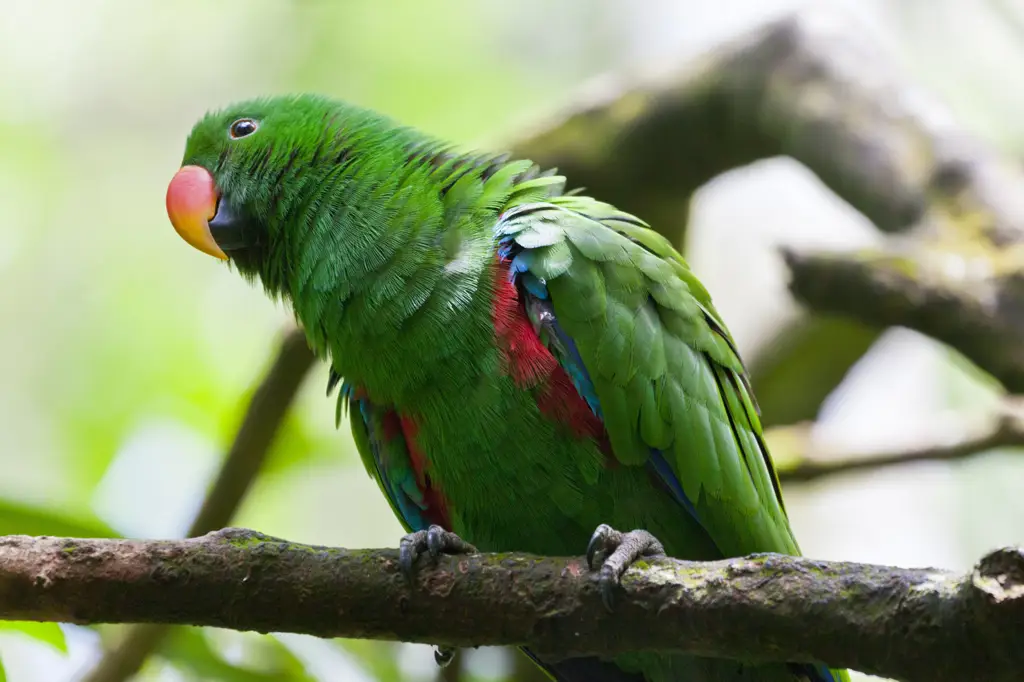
(261, 141, 519, 405)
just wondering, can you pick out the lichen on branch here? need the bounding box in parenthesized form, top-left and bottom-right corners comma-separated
(1, 529, 1022, 682)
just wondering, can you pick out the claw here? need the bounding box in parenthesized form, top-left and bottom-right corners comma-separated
(396, 528, 473, 671)
(398, 532, 423, 582)
(585, 524, 666, 612)
(434, 645, 457, 668)
(586, 523, 618, 570)
(398, 525, 477, 583)
(426, 525, 446, 559)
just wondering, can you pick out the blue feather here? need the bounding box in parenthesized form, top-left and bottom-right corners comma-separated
(547, 315, 601, 416)
(647, 448, 702, 525)
(521, 272, 548, 299)
(496, 237, 516, 259)
(808, 664, 841, 682)
(506, 247, 706, 533)
(347, 381, 427, 532)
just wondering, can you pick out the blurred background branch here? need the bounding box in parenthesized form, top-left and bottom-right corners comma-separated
(512, 10, 951, 242)
(512, 9, 1024, 429)
(770, 398, 1024, 482)
(80, 329, 315, 682)
(784, 247, 1024, 392)
(5, 529, 1024, 682)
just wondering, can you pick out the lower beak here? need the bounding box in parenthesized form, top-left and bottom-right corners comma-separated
(207, 201, 252, 252)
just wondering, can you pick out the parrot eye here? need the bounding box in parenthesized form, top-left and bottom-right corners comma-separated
(228, 118, 258, 139)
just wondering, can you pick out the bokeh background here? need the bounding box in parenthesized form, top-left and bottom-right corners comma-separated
(1, 0, 1023, 681)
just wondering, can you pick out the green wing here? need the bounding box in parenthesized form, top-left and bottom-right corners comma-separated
(496, 192, 860, 682)
(496, 194, 798, 558)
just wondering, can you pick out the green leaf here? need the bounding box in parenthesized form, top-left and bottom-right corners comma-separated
(0, 498, 118, 538)
(0, 622, 66, 653)
(0, 654, 7, 682)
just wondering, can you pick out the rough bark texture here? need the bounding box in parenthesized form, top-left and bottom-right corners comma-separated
(2, 529, 1022, 682)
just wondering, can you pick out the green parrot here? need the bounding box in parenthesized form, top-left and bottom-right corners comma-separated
(166, 94, 848, 682)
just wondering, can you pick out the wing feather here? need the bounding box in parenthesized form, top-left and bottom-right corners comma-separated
(497, 197, 847, 682)
(497, 198, 797, 557)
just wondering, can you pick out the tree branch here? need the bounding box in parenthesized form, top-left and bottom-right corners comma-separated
(80, 328, 317, 682)
(512, 8, 1024, 398)
(772, 400, 1024, 482)
(3, 529, 1022, 682)
(784, 247, 1024, 392)
(188, 328, 316, 537)
(748, 317, 881, 428)
(509, 9, 978, 249)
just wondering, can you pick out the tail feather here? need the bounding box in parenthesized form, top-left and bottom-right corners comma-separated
(520, 648, 848, 682)
(794, 663, 850, 682)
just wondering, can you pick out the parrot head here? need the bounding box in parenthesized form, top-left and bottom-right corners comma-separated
(167, 96, 308, 262)
(165, 94, 396, 281)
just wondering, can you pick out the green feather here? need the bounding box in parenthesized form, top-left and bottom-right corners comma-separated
(175, 94, 849, 682)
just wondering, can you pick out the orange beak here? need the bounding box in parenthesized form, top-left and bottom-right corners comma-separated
(166, 165, 228, 260)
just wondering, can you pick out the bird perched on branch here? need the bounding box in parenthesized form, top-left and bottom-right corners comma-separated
(166, 94, 848, 682)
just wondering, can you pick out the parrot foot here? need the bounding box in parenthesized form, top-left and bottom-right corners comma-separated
(398, 527, 473, 670)
(585, 523, 666, 612)
(398, 524, 477, 583)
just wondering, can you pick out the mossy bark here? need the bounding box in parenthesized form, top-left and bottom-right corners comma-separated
(2, 529, 1023, 682)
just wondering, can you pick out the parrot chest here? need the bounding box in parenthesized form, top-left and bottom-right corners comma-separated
(332, 248, 709, 556)
(402, 373, 609, 555)
(388, 368, 717, 561)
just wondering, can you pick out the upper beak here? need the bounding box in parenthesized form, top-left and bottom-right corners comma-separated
(166, 165, 228, 260)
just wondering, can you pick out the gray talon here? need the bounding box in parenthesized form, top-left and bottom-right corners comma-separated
(398, 531, 423, 582)
(585, 524, 666, 611)
(427, 525, 446, 559)
(396, 529, 473, 672)
(586, 523, 617, 570)
(397, 525, 477, 583)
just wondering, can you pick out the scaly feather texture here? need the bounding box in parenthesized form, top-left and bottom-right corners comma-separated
(177, 94, 849, 682)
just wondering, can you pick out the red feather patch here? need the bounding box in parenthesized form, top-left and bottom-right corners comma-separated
(536, 366, 608, 446)
(381, 411, 402, 443)
(399, 413, 451, 529)
(491, 260, 558, 387)
(492, 257, 609, 451)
